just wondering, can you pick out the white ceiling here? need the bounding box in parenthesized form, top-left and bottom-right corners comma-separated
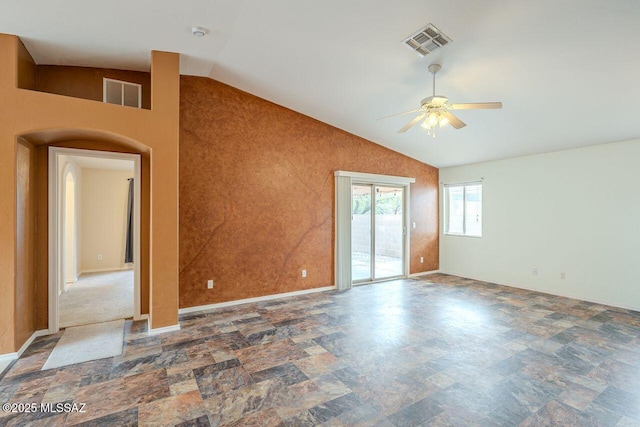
(3, 0, 640, 167)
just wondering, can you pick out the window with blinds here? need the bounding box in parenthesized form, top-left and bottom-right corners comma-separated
(444, 182, 482, 237)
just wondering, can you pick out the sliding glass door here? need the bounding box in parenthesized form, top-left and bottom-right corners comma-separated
(374, 186, 404, 279)
(351, 184, 405, 283)
(352, 185, 372, 281)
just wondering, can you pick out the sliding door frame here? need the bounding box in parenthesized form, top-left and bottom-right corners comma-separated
(351, 183, 374, 284)
(352, 183, 406, 284)
(334, 171, 415, 290)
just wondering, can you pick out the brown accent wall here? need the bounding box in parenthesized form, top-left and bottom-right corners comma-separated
(15, 139, 36, 348)
(35, 66, 151, 109)
(179, 76, 439, 308)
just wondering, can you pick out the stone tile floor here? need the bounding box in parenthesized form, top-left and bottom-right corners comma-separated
(1, 274, 640, 426)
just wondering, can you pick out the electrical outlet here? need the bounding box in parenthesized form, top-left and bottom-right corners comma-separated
(97, 254, 103, 261)
(560, 272, 566, 280)
(301, 270, 307, 278)
(532, 268, 538, 276)
(207, 279, 214, 289)
(420, 256, 424, 263)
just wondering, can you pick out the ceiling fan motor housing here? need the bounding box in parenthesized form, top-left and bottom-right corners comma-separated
(427, 64, 442, 74)
(421, 96, 449, 108)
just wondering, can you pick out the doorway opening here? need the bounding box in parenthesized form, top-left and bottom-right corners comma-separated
(352, 184, 405, 283)
(49, 147, 142, 332)
(334, 170, 414, 290)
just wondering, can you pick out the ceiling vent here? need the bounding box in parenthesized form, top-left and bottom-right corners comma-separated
(402, 23, 452, 57)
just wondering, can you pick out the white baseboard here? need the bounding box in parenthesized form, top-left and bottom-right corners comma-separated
(0, 329, 49, 372)
(148, 324, 181, 335)
(439, 271, 640, 313)
(80, 266, 134, 275)
(0, 352, 19, 365)
(135, 314, 149, 321)
(409, 269, 441, 278)
(148, 323, 181, 335)
(178, 286, 337, 315)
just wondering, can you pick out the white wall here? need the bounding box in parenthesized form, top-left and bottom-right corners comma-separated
(439, 138, 640, 311)
(80, 168, 133, 273)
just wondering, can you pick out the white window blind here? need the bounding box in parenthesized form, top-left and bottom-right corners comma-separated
(447, 186, 464, 234)
(444, 182, 482, 237)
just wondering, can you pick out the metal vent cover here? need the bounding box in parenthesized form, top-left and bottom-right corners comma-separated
(402, 23, 452, 57)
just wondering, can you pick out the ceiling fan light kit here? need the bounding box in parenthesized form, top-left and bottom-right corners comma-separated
(380, 63, 503, 139)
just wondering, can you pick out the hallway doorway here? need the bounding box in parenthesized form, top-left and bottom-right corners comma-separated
(49, 147, 141, 332)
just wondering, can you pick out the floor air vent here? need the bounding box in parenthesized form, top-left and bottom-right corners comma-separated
(402, 23, 452, 57)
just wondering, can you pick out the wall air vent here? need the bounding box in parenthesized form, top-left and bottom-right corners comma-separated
(103, 78, 142, 108)
(402, 23, 452, 57)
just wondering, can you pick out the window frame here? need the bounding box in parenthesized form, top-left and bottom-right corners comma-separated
(444, 181, 483, 237)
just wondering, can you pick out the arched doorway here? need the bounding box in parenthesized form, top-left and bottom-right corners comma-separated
(17, 128, 151, 334)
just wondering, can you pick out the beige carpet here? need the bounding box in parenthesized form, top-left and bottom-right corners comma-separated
(42, 320, 125, 370)
(60, 270, 133, 328)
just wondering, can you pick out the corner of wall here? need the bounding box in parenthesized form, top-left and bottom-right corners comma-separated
(0, 33, 19, 92)
(147, 50, 180, 330)
(16, 37, 36, 90)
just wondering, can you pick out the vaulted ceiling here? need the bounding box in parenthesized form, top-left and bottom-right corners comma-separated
(3, 0, 639, 167)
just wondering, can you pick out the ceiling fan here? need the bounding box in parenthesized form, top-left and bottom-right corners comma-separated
(380, 64, 502, 137)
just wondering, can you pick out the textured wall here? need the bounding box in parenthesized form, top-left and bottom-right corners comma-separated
(179, 76, 439, 308)
(15, 140, 36, 348)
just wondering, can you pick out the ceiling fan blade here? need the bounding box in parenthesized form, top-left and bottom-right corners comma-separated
(449, 102, 502, 110)
(441, 111, 466, 129)
(398, 115, 425, 133)
(377, 108, 422, 121)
